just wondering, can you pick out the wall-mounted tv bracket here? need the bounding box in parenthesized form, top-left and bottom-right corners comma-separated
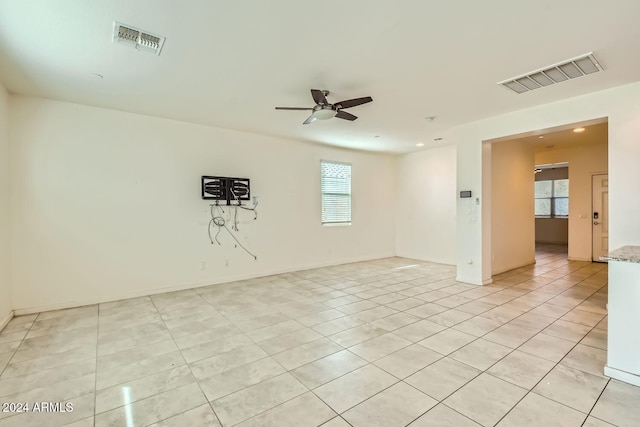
(201, 176, 250, 205)
(202, 176, 258, 260)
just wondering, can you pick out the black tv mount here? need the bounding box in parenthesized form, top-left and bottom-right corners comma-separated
(201, 176, 250, 205)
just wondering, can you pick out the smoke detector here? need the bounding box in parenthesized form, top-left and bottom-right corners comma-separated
(113, 22, 165, 55)
(498, 53, 602, 94)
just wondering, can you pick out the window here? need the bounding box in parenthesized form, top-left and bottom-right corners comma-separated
(535, 179, 569, 217)
(321, 161, 351, 225)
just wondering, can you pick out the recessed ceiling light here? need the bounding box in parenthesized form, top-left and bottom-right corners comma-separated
(374, 135, 380, 138)
(425, 116, 437, 122)
(573, 127, 585, 133)
(416, 143, 425, 147)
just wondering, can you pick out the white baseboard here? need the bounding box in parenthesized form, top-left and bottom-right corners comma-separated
(13, 252, 397, 316)
(455, 275, 484, 286)
(0, 310, 14, 332)
(604, 365, 640, 387)
(394, 252, 456, 266)
(568, 256, 592, 262)
(491, 258, 536, 276)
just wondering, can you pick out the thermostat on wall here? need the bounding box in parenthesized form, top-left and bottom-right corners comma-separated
(460, 191, 472, 198)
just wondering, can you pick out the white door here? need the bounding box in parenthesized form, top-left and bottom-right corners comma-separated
(592, 174, 609, 262)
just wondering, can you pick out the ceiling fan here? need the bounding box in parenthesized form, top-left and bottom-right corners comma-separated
(275, 89, 373, 124)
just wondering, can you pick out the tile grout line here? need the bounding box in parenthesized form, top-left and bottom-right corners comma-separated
(581, 378, 611, 427)
(0, 313, 39, 378)
(95, 296, 218, 424)
(148, 293, 226, 427)
(0, 312, 40, 424)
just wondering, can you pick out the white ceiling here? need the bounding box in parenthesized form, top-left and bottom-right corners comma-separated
(529, 122, 608, 153)
(0, 1, 639, 153)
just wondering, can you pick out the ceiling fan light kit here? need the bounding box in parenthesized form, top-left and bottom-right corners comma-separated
(276, 89, 373, 124)
(312, 108, 336, 120)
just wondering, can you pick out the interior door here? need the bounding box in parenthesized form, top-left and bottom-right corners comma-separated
(592, 174, 609, 262)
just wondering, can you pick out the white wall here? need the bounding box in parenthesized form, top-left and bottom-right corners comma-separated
(456, 134, 485, 284)
(395, 144, 456, 264)
(455, 82, 640, 284)
(535, 142, 608, 260)
(9, 96, 396, 313)
(490, 140, 535, 275)
(7, 82, 640, 310)
(535, 219, 568, 244)
(0, 85, 12, 328)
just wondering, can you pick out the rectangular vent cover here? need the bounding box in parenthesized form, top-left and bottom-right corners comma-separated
(113, 22, 165, 55)
(498, 53, 602, 94)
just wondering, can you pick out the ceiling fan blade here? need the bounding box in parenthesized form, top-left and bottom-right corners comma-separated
(275, 107, 313, 110)
(303, 115, 316, 125)
(311, 89, 328, 105)
(335, 96, 373, 109)
(335, 110, 358, 121)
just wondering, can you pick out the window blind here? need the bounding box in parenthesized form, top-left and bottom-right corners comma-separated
(321, 161, 351, 224)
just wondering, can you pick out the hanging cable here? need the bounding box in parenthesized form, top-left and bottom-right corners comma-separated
(229, 188, 258, 226)
(221, 222, 257, 260)
(208, 203, 257, 260)
(208, 204, 226, 245)
(238, 204, 258, 220)
(234, 205, 239, 231)
(229, 187, 258, 220)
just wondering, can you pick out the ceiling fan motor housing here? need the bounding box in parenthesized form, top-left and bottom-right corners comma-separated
(313, 105, 337, 120)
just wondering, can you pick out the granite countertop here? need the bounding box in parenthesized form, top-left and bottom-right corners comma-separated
(601, 246, 640, 263)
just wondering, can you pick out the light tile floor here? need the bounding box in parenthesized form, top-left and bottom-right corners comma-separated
(1, 244, 639, 426)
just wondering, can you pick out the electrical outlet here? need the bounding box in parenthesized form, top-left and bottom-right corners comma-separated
(225, 259, 229, 267)
(200, 262, 207, 271)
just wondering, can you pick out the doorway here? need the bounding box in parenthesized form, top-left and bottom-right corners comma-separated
(486, 119, 608, 277)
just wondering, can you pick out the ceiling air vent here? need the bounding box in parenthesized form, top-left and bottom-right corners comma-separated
(498, 53, 602, 94)
(113, 22, 165, 55)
